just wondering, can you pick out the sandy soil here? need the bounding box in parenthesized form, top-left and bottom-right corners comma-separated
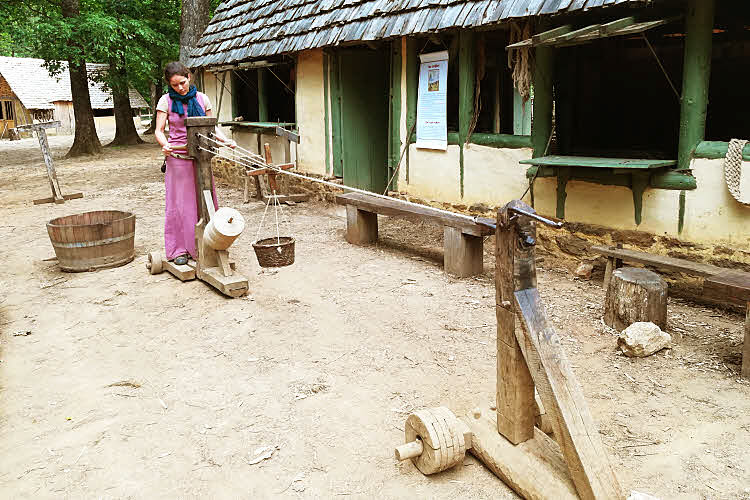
(0, 133, 749, 499)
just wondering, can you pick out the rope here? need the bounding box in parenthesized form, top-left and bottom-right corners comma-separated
(254, 192, 274, 243)
(196, 135, 485, 224)
(725, 139, 750, 205)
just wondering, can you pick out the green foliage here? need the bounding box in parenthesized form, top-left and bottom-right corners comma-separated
(0, 0, 190, 105)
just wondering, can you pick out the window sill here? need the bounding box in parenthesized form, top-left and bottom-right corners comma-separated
(521, 156, 696, 225)
(409, 132, 532, 149)
(220, 121, 296, 134)
(694, 141, 750, 161)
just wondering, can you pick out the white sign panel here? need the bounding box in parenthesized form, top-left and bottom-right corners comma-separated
(416, 51, 449, 151)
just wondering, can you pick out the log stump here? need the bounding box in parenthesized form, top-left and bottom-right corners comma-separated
(604, 267, 667, 331)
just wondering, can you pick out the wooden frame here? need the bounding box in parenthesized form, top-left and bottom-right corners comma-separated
(17, 121, 83, 205)
(185, 117, 249, 298)
(463, 200, 622, 500)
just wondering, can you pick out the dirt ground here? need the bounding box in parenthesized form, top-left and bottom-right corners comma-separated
(1, 132, 749, 499)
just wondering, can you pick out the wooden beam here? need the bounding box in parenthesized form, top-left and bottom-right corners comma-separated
(539, 24, 601, 45)
(677, 0, 715, 171)
(258, 68, 268, 122)
(514, 287, 623, 500)
(744, 303, 750, 379)
(532, 25, 573, 45)
(389, 38, 402, 192)
(531, 37, 553, 158)
(459, 30, 476, 198)
(464, 410, 579, 500)
(495, 204, 535, 444)
(599, 17, 636, 35)
(275, 126, 299, 143)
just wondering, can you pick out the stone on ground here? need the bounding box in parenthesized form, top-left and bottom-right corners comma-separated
(618, 322, 671, 358)
(575, 261, 594, 279)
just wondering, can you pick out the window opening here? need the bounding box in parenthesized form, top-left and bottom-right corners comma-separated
(231, 62, 296, 124)
(553, 25, 683, 159)
(474, 30, 521, 135)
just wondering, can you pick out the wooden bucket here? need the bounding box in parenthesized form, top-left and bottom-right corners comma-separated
(47, 210, 136, 272)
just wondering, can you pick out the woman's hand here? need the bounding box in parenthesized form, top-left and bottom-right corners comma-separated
(226, 139, 237, 149)
(162, 143, 173, 157)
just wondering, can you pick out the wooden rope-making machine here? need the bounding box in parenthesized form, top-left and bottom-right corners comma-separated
(394, 200, 624, 500)
(147, 117, 249, 298)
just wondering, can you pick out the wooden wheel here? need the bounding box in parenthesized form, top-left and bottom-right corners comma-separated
(398, 407, 465, 475)
(147, 251, 163, 274)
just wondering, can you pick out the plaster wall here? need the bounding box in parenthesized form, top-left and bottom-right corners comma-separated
(403, 145, 462, 202)
(295, 49, 326, 176)
(203, 70, 234, 137)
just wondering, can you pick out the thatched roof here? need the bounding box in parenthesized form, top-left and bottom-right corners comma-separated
(0, 56, 148, 110)
(189, 0, 650, 68)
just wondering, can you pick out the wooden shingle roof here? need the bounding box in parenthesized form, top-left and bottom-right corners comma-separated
(189, 0, 651, 68)
(0, 56, 148, 110)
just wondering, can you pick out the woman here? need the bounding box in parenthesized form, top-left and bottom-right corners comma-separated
(155, 61, 235, 265)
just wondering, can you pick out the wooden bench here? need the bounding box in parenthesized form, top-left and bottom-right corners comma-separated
(593, 244, 750, 378)
(335, 193, 495, 277)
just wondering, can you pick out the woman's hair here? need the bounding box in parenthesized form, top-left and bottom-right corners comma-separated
(164, 61, 190, 83)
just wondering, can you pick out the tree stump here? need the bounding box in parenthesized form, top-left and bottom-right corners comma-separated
(604, 267, 667, 331)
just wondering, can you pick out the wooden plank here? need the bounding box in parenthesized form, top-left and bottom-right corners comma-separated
(275, 125, 300, 143)
(704, 271, 750, 306)
(164, 260, 196, 281)
(495, 204, 535, 444)
(591, 245, 723, 278)
(36, 127, 64, 201)
(33, 192, 83, 205)
(16, 121, 61, 131)
(198, 266, 248, 297)
(463, 409, 578, 500)
(520, 155, 677, 169)
(514, 288, 623, 500)
(531, 25, 573, 44)
(336, 193, 494, 237)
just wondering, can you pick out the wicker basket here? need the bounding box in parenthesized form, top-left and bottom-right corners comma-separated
(252, 236, 295, 267)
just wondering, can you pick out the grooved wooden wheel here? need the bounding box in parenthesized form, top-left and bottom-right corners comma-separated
(403, 407, 465, 475)
(147, 251, 163, 275)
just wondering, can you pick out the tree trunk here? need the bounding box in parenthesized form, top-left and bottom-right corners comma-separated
(179, 0, 210, 66)
(143, 80, 158, 135)
(604, 267, 668, 331)
(61, 0, 101, 157)
(109, 57, 143, 146)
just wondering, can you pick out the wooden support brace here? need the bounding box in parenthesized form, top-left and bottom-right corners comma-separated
(744, 302, 750, 379)
(443, 226, 483, 278)
(469, 200, 622, 500)
(345, 206, 378, 245)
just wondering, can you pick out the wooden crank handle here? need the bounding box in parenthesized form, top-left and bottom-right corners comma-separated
(394, 439, 424, 461)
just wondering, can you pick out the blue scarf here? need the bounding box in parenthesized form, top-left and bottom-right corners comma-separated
(168, 85, 205, 117)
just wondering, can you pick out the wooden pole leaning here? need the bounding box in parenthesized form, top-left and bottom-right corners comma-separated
(17, 121, 84, 205)
(463, 200, 622, 500)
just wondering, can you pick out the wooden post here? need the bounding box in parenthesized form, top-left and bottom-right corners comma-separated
(743, 303, 750, 379)
(495, 202, 535, 444)
(458, 30, 475, 198)
(258, 68, 268, 122)
(388, 38, 402, 192)
(444, 226, 483, 278)
(405, 38, 418, 183)
(186, 117, 217, 261)
(677, 0, 715, 171)
(36, 127, 64, 203)
(531, 42, 554, 159)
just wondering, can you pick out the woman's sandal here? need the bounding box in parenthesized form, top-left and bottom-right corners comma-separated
(174, 254, 189, 265)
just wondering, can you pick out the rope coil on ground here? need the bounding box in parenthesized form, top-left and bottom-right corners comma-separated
(725, 139, 750, 206)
